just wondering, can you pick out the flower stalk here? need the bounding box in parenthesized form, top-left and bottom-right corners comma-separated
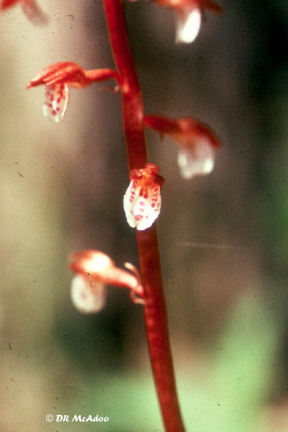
(103, 1, 185, 431)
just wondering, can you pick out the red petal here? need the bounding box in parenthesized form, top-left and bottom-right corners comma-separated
(144, 115, 221, 150)
(69, 250, 143, 294)
(1, 0, 19, 10)
(27, 64, 118, 90)
(26, 62, 88, 89)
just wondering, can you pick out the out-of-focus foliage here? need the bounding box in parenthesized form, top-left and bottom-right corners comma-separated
(51, 293, 279, 432)
(181, 293, 278, 432)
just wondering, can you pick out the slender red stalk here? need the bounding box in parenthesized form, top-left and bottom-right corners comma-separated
(103, 1, 185, 431)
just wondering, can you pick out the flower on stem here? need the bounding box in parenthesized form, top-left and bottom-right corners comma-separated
(144, 115, 221, 179)
(26, 62, 118, 123)
(128, 0, 221, 43)
(69, 250, 144, 314)
(1, 0, 47, 24)
(123, 163, 165, 230)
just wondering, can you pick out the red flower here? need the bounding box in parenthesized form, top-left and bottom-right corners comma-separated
(129, 0, 221, 43)
(123, 163, 165, 230)
(144, 115, 221, 179)
(1, 0, 47, 24)
(69, 250, 144, 314)
(26, 62, 118, 123)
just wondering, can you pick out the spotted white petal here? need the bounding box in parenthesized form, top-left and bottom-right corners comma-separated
(71, 275, 106, 314)
(177, 138, 215, 179)
(43, 84, 70, 123)
(123, 181, 161, 230)
(175, 8, 202, 44)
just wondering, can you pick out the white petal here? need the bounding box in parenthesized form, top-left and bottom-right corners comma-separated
(43, 84, 70, 123)
(71, 275, 106, 314)
(175, 8, 202, 44)
(123, 181, 161, 230)
(177, 139, 215, 179)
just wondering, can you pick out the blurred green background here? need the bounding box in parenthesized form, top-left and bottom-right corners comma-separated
(1, 0, 288, 430)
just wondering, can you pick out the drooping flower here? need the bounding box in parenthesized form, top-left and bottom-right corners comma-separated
(69, 250, 144, 314)
(1, 0, 47, 24)
(144, 115, 221, 179)
(26, 62, 118, 123)
(128, 0, 221, 43)
(123, 163, 165, 230)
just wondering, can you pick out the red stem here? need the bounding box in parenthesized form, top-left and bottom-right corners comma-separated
(103, 1, 185, 431)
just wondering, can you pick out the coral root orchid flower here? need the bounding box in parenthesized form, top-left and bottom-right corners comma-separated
(26, 62, 118, 123)
(69, 250, 144, 314)
(144, 115, 221, 179)
(1, 0, 47, 24)
(123, 163, 165, 230)
(129, 0, 221, 43)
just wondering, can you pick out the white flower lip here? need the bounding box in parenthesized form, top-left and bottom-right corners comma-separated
(43, 83, 70, 123)
(177, 138, 215, 179)
(175, 8, 202, 44)
(71, 275, 106, 314)
(123, 181, 161, 230)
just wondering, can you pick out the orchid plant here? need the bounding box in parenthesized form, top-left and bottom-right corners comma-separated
(2, 0, 222, 430)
